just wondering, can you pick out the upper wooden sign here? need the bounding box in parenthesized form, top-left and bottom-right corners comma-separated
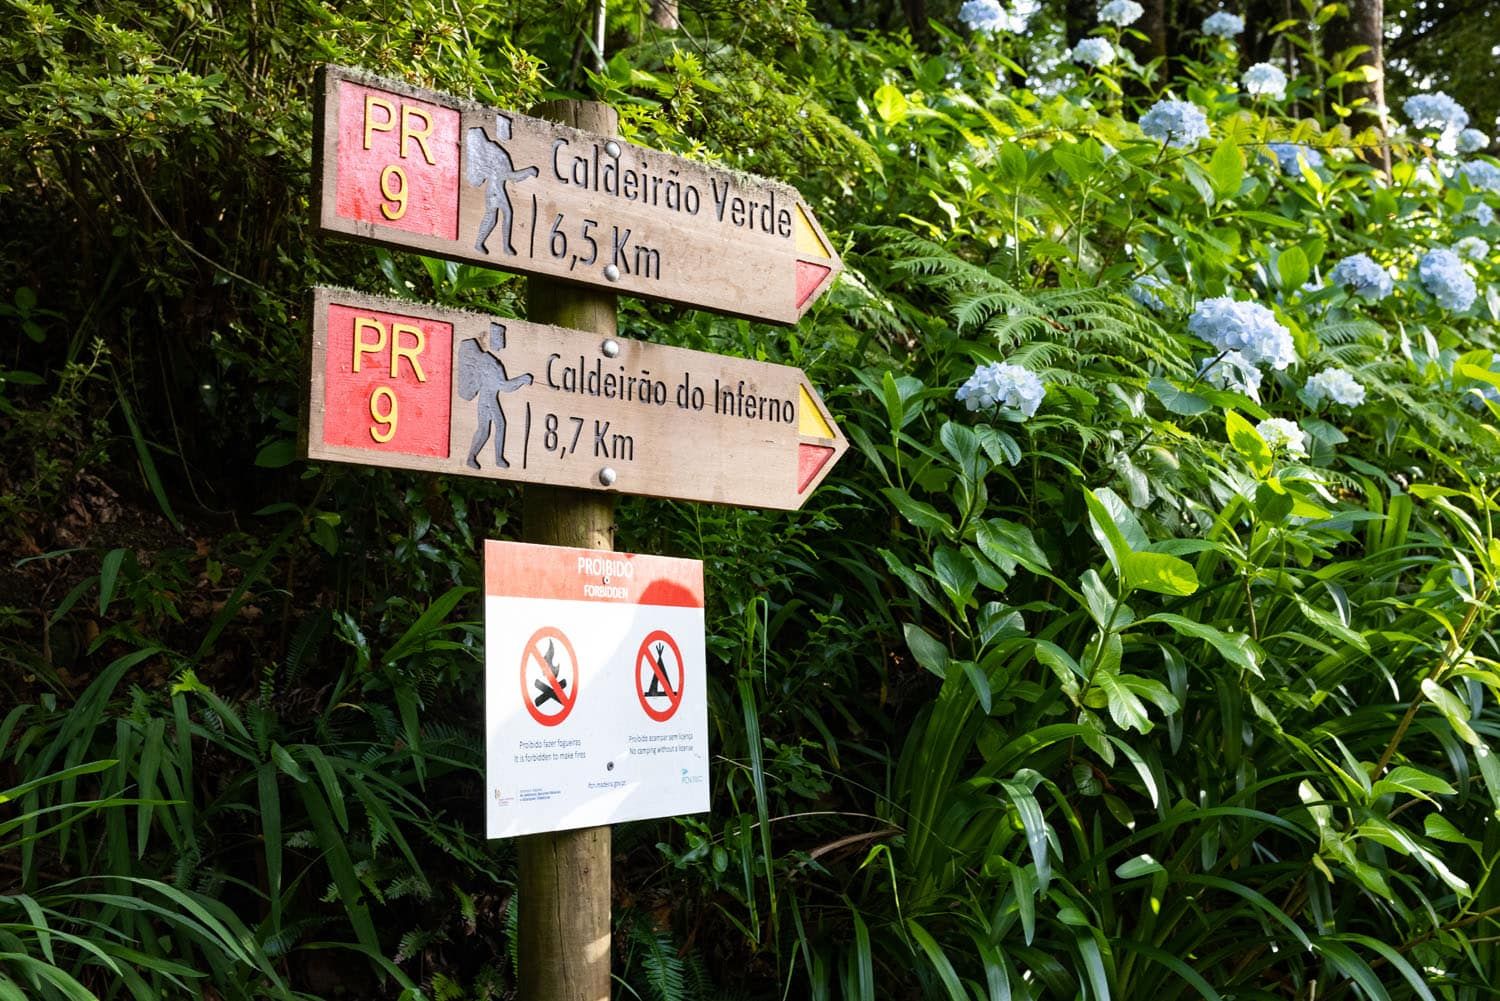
(312, 66, 842, 325)
(303, 287, 847, 510)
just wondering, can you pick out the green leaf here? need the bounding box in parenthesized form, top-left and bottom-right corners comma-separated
(932, 547, 978, 611)
(1313, 938, 1391, 1001)
(1277, 245, 1310, 292)
(881, 487, 953, 536)
(907, 920, 966, 1001)
(1097, 670, 1152, 732)
(903, 622, 948, 678)
(254, 439, 297, 468)
(1424, 813, 1479, 847)
(384, 585, 474, 664)
(1324, 934, 1436, 1001)
(1084, 490, 1130, 578)
(1034, 640, 1087, 698)
(1371, 765, 1457, 802)
(962, 661, 992, 713)
(999, 776, 1052, 892)
(1147, 375, 1211, 416)
(1113, 939, 1223, 1000)
(1081, 570, 1133, 630)
(1115, 854, 1164, 879)
(258, 763, 283, 932)
(1225, 411, 1273, 478)
(98, 548, 125, 615)
(1138, 613, 1260, 677)
(1121, 550, 1198, 596)
(1422, 679, 1479, 745)
(873, 82, 908, 124)
(978, 519, 1052, 575)
(1074, 931, 1111, 1001)
(1208, 139, 1244, 198)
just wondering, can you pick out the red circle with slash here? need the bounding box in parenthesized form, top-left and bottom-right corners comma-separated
(521, 626, 578, 727)
(635, 629, 685, 722)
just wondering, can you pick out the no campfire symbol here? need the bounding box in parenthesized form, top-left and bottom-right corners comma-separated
(635, 630, 685, 723)
(521, 626, 578, 727)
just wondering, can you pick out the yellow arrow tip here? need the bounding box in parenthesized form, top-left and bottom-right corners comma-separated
(794, 205, 831, 258)
(798, 385, 834, 438)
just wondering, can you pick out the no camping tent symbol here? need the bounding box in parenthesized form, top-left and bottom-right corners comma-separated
(520, 626, 578, 727)
(635, 629, 684, 722)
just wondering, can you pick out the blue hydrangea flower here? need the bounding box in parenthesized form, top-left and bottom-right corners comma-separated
(959, 0, 1008, 32)
(1071, 37, 1115, 67)
(1097, 0, 1143, 25)
(956, 361, 1046, 418)
(1305, 367, 1366, 408)
(1459, 129, 1490, 155)
(1242, 62, 1287, 100)
(1128, 274, 1170, 311)
(1471, 202, 1497, 228)
(1139, 99, 1210, 148)
(1256, 418, 1307, 456)
(1329, 253, 1393, 301)
(1455, 236, 1490, 262)
(1202, 11, 1244, 36)
(1188, 296, 1297, 370)
(1403, 92, 1470, 134)
(1418, 248, 1478, 311)
(1199, 351, 1263, 400)
(1459, 161, 1500, 193)
(1268, 142, 1323, 174)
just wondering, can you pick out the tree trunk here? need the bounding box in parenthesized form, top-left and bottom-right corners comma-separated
(1064, 0, 1095, 48)
(650, 0, 679, 30)
(1243, 0, 1281, 64)
(1324, 0, 1389, 173)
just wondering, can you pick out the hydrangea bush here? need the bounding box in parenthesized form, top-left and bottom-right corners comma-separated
(1242, 62, 1287, 100)
(1139, 99, 1209, 147)
(819, 4, 1500, 997)
(1097, 0, 1142, 26)
(1201, 10, 1244, 37)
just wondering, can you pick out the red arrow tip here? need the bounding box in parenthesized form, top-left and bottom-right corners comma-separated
(797, 444, 836, 494)
(795, 262, 833, 309)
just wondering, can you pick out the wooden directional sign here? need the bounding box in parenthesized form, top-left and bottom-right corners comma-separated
(312, 65, 842, 325)
(303, 287, 847, 509)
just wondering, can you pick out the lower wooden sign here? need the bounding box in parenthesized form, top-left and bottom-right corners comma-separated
(302, 287, 847, 509)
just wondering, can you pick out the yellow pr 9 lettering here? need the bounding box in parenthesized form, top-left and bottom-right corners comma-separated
(400, 105, 436, 165)
(369, 386, 398, 443)
(352, 318, 387, 373)
(379, 164, 408, 220)
(390, 323, 427, 382)
(363, 95, 396, 150)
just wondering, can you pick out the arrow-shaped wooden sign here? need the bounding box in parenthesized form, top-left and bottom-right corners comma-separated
(303, 288, 846, 509)
(312, 66, 842, 325)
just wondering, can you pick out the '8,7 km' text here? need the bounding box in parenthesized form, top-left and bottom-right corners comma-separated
(528, 410, 636, 466)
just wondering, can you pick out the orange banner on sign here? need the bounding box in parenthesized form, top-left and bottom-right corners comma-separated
(484, 541, 704, 608)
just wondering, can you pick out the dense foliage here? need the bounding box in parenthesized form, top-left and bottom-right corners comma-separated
(3, 1, 1500, 999)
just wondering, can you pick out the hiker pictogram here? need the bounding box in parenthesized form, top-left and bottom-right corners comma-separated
(521, 626, 578, 726)
(635, 629, 685, 722)
(458, 322, 533, 470)
(466, 115, 538, 256)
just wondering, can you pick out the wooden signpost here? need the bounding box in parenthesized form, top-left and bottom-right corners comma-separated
(303, 286, 847, 510)
(306, 70, 851, 1001)
(312, 65, 842, 325)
